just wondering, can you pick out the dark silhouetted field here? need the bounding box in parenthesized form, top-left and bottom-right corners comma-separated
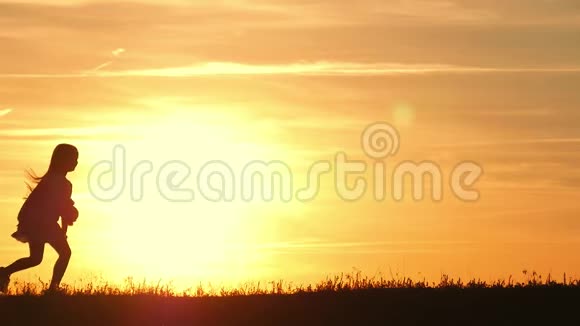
(1, 273, 579, 325)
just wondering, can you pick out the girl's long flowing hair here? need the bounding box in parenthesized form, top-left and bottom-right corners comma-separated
(25, 169, 43, 194)
(25, 144, 78, 195)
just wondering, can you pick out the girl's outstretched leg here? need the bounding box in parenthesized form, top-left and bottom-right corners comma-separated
(3, 242, 45, 274)
(0, 242, 45, 292)
(47, 235, 71, 290)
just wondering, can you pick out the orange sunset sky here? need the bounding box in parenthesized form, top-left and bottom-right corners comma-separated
(1, 0, 580, 289)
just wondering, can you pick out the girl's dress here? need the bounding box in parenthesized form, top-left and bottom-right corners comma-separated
(12, 174, 77, 243)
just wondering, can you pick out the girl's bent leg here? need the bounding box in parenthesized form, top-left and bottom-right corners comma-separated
(47, 235, 71, 290)
(3, 241, 45, 275)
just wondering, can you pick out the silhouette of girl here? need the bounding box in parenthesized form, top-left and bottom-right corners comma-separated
(0, 144, 79, 293)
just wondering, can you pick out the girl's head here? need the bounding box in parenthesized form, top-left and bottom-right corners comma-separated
(26, 144, 79, 193)
(48, 144, 79, 174)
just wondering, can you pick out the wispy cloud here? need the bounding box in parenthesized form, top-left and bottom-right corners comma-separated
(90, 48, 126, 72)
(231, 239, 477, 254)
(0, 125, 131, 138)
(90, 61, 113, 72)
(430, 138, 580, 148)
(111, 48, 125, 57)
(95, 62, 466, 76)
(2, 2, 579, 76)
(0, 108, 13, 117)
(2, 62, 580, 79)
(94, 62, 580, 76)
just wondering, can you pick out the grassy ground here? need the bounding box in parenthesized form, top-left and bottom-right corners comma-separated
(1, 273, 579, 325)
